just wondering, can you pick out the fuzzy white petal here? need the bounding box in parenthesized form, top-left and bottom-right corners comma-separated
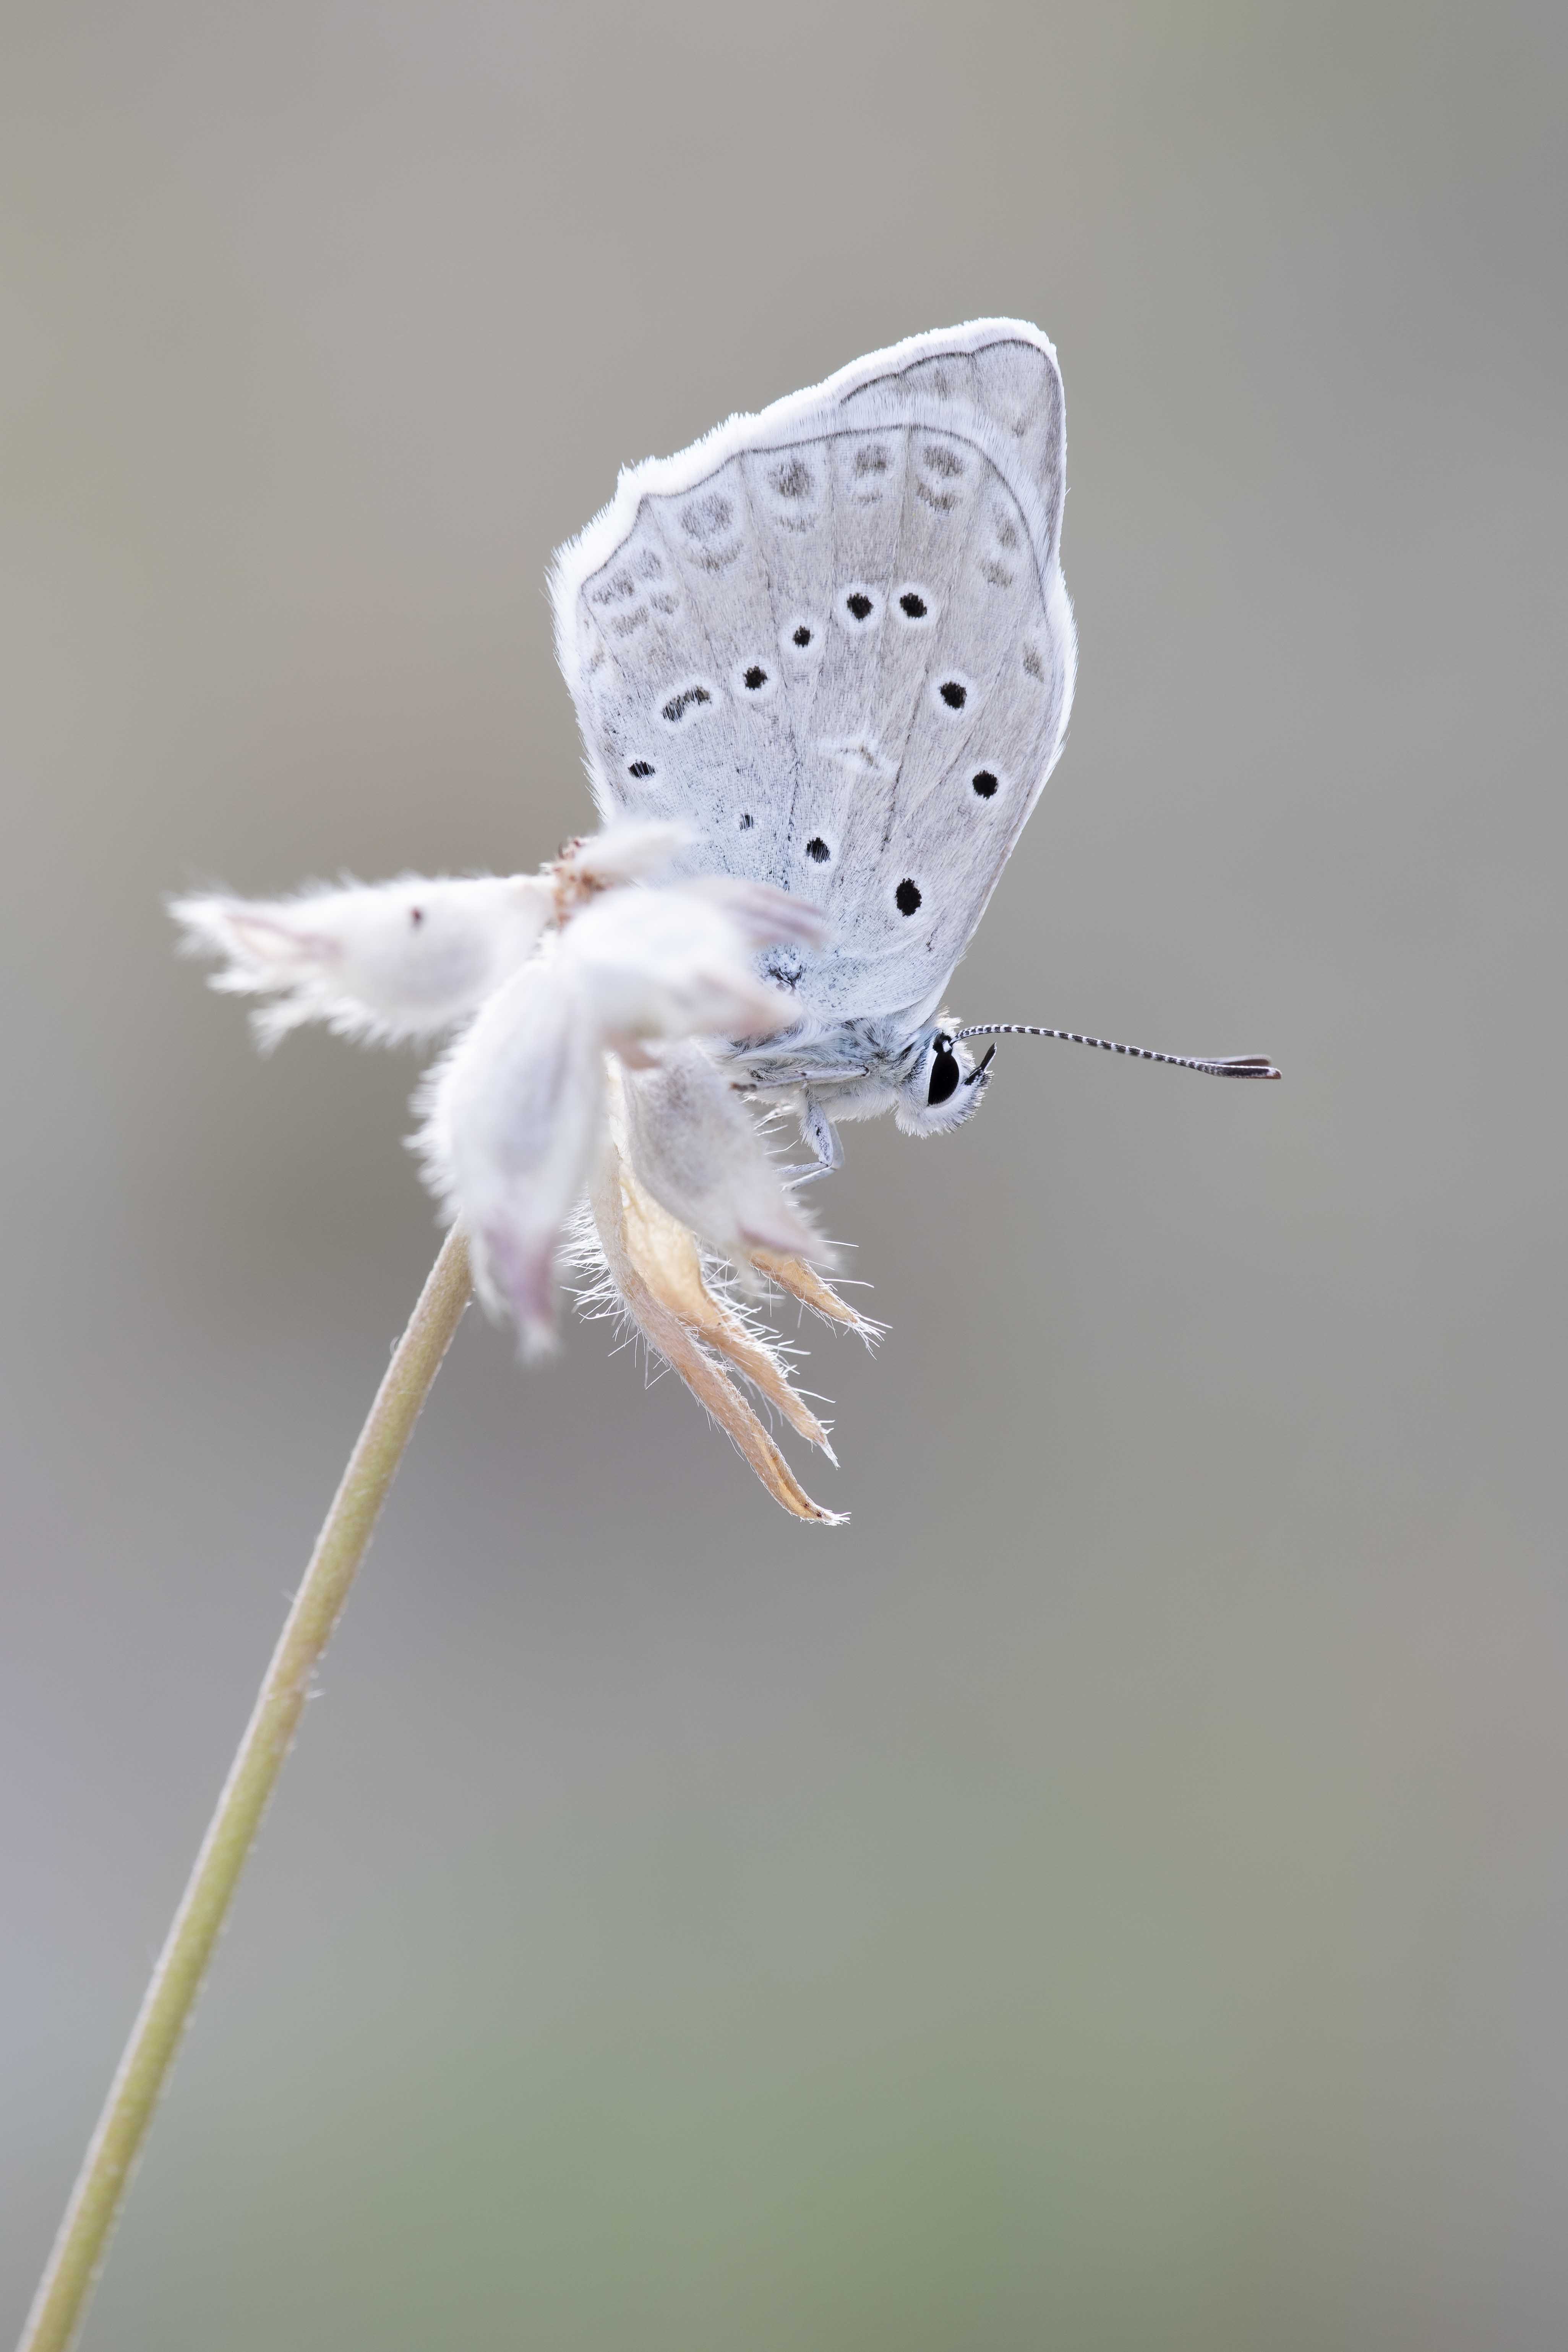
(555, 820, 690, 890)
(171, 874, 555, 1046)
(558, 885, 800, 1050)
(415, 956, 606, 1355)
(621, 1043, 829, 1267)
(684, 875, 829, 950)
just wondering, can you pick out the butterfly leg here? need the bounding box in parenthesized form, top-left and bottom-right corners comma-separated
(782, 1093, 843, 1186)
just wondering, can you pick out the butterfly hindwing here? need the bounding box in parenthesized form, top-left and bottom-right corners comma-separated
(551, 321, 1075, 1027)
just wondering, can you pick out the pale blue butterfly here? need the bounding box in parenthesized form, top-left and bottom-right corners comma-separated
(551, 318, 1276, 1178)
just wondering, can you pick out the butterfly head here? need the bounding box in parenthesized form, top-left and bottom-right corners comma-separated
(893, 1027, 997, 1138)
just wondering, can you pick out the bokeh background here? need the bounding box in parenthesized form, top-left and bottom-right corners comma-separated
(3, 3, 1565, 2344)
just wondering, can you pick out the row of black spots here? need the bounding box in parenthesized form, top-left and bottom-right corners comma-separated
(835, 583, 939, 633)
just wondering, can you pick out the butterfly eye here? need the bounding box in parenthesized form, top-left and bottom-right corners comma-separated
(927, 1037, 961, 1106)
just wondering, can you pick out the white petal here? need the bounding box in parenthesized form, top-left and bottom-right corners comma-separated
(412, 883, 806, 1355)
(558, 885, 796, 1049)
(685, 875, 829, 949)
(621, 1043, 829, 1266)
(170, 874, 554, 1046)
(554, 821, 690, 891)
(415, 956, 606, 1354)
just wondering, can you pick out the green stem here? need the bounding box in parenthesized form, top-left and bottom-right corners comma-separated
(18, 1225, 473, 2352)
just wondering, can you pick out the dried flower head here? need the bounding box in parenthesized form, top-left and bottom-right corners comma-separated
(173, 824, 874, 1521)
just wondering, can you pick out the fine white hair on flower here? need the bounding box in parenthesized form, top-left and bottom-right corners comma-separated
(553, 819, 691, 893)
(416, 877, 820, 1356)
(620, 1041, 830, 1270)
(175, 819, 865, 1521)
(553, 879, 824, 1059)
(415, 949, 605, 1356)
(170, 873, 557, 1048)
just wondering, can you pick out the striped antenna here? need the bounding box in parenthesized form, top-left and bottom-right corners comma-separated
(953, 1024, 1281, 1080)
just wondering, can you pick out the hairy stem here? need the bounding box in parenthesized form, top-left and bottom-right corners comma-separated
(18, 1225, 473, 2352)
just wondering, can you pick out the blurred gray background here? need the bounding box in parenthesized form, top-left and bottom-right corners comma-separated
(3, 3, 1564, 2345)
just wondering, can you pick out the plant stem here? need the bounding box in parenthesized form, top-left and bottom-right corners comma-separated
(18, 1225, 473, 2352)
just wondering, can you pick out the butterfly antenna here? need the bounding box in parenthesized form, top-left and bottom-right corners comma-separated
(953, 1025, 1281, 1080)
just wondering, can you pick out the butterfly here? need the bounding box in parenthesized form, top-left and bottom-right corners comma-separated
(550, 318, 1276, 1179)
(175, 320, 1276, 1521)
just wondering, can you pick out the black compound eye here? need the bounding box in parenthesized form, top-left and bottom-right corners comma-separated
(927, 1039, 961, 1105)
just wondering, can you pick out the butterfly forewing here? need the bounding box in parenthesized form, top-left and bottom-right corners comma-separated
(553, 321, 1076, 1028)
